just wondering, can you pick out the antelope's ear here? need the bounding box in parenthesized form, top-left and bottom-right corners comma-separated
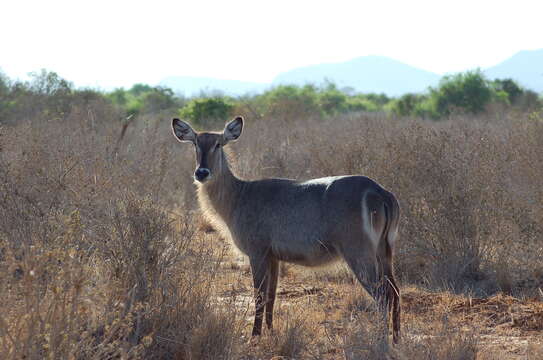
(172, 118, 196, 143)
(223, 116, 243, 143)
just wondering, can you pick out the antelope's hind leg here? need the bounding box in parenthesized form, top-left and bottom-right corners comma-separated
(339, 220, 393, 340)
(390, 273, 401, 343)
(383, 253, 401, 343)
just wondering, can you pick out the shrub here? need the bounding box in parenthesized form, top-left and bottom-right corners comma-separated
(0, 104, 242, 359)
(259, 84, 320, 119)
(389, 73, 535, 119)
(142, 87, 178, 113)
(491, 78, 524, 104)
(430, 70, 492, 117)
(179, 97, 234, 125)
(346, 94, 382, 112)
(318, 83, 348, 115)
(0, 71, 11, 122)
(238, 111, 543, 296)
(1, 69, 541, 359)
(391, 93, 426, 117)
(107, 85, 180, 117)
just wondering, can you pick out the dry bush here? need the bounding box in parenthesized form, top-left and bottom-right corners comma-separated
(252, 308, 315, 360)
(187, 309, 240, 360)
(0, 106, 243, 359)
(527, 342, 543, 360)
(342, 305, 478, 360)
(233, 111, 543, 296)
(1, 92, 541, 359)
(398, 328, 478, 360)
(341, 303, 391, 360)
(270, 312, 313, 359)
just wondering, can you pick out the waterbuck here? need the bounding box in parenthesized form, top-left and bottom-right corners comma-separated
(171, 116, 401, 343)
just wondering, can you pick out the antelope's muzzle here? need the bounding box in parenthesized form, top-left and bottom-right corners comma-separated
(194, 167, 211, 182)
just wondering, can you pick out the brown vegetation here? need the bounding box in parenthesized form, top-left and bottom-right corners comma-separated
(0, 97, 542, 358)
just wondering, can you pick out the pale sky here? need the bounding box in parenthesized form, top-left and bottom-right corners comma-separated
(1, 0, 542, 89)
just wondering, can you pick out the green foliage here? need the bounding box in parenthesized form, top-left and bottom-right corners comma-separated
(515, 90, 542, 110)
(3, 70, 75, 121)
(345, 96, 370, 112)
(259, 85, 320, 119)
(431, 70, 492, 117)
(29, 69, 72, 96)
(364, 93, 391, 106)
(388, 71, 537, 120)
(142, 87, 177, 113)
(179, 97, 234, 124)
(489, 78, 542, 110)
(346, 95, 375, 112)
(130, 83, 153, 96)
(416, 97, 441, 118)
(0, 71, 11, 121)
(492, 78, 523, 104)
(107, 88, 128, 106)
(0, 68, 540, 126)
(391, 93, 423, 117)
(236, 83, 390, 120)
(390, 93, 438, 118)
(29, 70, 74, 116)
(318, 83, 347, 115)
(125, 97, 143, 116)
(389, 70, 494, 120)
(492, 90, 510, 105)
(0, 71, 9, 94)
(107, 84, 180, 116)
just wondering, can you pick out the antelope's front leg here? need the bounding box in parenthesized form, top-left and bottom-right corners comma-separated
(249, 254, 272, 336)
(266, 258, 279, 330)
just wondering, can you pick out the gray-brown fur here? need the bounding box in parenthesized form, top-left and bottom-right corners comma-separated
(172, 116, 401, 343)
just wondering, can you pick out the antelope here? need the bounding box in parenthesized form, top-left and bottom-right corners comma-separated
(171, 116, 401, 343)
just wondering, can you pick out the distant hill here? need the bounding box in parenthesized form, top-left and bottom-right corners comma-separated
(484, 49, 543, 92)
(159, 50, 543, 97)
(272, 56, 441, 96)
(159, 76, 269, 96)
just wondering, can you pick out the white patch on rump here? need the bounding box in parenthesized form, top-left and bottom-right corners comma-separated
(387, 227, 398, 248)
(361, 194, 380, 250)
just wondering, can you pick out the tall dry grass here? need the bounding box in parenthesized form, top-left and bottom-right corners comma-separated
(237, 111, 543, 296)
(0, 104, 242, 359)
(0, 97, 541, 358)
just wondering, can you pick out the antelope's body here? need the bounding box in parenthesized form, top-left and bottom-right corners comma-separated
(172, 117, 401, 343)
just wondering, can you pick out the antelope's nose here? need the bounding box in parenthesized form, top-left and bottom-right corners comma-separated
(194, 168, 211, 182)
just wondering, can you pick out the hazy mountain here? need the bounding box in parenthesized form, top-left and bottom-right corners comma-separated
(159, 50, 543, 97)
(272, 56, 441, 96)
(484, 49, 543, 92)
(159, 76, 268, 96)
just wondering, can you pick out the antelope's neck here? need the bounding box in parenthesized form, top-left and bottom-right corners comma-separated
(197, 160, 244, 226)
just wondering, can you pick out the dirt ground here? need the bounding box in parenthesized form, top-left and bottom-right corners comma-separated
(211, 234, 543, 359)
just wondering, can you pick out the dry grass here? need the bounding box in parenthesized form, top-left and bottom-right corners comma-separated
(254, 309, 315, 359)
(238, 111, 543, 296)
(0, 100, 542, 358)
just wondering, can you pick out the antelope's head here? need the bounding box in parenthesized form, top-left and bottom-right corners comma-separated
(171, 116, 243, 183)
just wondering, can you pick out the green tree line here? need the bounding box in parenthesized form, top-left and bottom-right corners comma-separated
(0, 69, 541, 126)
(391, 70, 541, 119)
